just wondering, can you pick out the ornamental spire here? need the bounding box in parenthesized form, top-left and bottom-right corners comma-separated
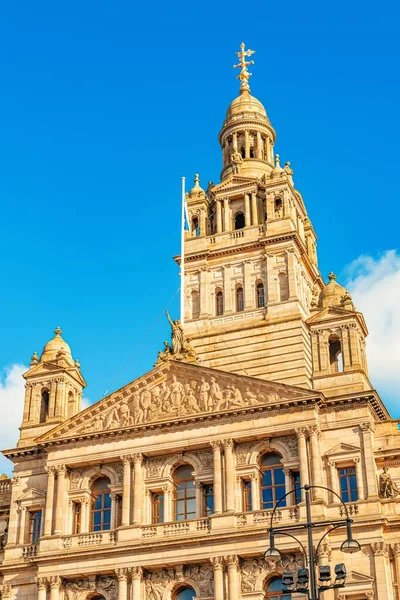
(234, 42, 256, 94)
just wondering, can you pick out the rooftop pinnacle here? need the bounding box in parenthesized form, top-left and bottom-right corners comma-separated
(233, 42, 255, 94)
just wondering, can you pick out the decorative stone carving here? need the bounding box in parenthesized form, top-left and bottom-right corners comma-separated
(276, 435, 298, 458)
(146, 457, 165, 478)
(70, 469, 82, 489)
(196, 450, 213, 470)
(64, 579, 96, 600)
(241, 558, 264, 592)
(144, 568, 176, 600)
(236, 441, 258, 465)
(379, 465, 399, 499)
(96, 575, 118, 600)
(184, 564, 213, 596)
(278, 554, 304, 571)
(155, 311, 199, 365)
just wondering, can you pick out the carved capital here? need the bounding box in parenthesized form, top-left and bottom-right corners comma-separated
(132, 453, 144, 465)
(55, 465, 67, 475)
(210, 556, 224, 569)
(0, 584, 12, 599)
(35, 578, 48, 591)
(45, 466, 56, 476)
(223, 438, 234, 450)
(211, 440, 222, 452)
(115, 568, 129, 582)
(295, 427, 307, 439)
(371, 541, 388, 556)
(131, 567, 143, 580)
(224, 555, 239, 568)
(390, 542, 400, 557)
(121, 455, 132, 465)
(360, 422, 373, 433)
(49, 576, 62, 590)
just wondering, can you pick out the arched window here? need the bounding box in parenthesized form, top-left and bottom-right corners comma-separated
(266, 578, 291, 600)
(274, 198, 283, 218)
(174, 587, 195, 600)
(67, 391, 75, 418)
(216, 289, 224, 316)
(260, 453, 286, 510)
(256, 282, 265, 308)
(39, 389, 49, 423)
(91, 476, 111, 531)
(234, 212, 245, 230)
(173, 464, 195, 521)
(192, 217, 200, 237)
(249, 147, 255, 158)
(191, 290, 200, 319)
(236, 286, 244, 312)
(278, 273, 289, 302)
(240, 146, 245, 158)
(329, 336, 343, 373)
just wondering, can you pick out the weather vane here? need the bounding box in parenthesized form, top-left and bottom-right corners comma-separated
(234, 42, 255, 93)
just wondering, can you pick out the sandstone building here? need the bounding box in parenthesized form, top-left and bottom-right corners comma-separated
(1, 44, 399, 600)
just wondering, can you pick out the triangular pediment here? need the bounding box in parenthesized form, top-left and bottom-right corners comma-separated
(307, 307, 368, 334)
(36, 361, 324, 443)
(212, 175, 260, 193)
(345, 571, 375, 584)
(325, 442, 361, 457)
(23, 361, 86, 387)
(17, 488, 46, 503)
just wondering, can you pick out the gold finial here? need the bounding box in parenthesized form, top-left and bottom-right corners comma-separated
(234, 42, 255, 94)
(54, 326, 62, 336)
(75, 358, 81, 368)
(328, 272, 336, 282)
(30, 351, 38, 365)
(194, 173, 200, 187)
(275, 154, 280, 166)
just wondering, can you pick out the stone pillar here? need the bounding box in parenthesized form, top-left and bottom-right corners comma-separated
(121, 455, 132, 527)
(54, 466, 67, 535)
(216, 200, 222, 233)
(19, 506, 27, 545)
(44, 466, 56, 536)
(256, 131, 262, 159)
(225, 555, 239, 600)
(49, 577, 61, 600)
(372, 542, 394, 600)
(223, 264, 233, 313)
(211, 441, 223, 514)
(391, 544, 400, 597)
(35, 578, 48, 600)
(250, 473, 261, 511)
(283, 468, 293, 505)
(116, 568, 129, 600)
(244, 260, 252, 310)
(244, 194, 251, 227)
(223, 439, 235, 512)
(251, 192, 258, 225)
(162, 485, 172, 522)
(223, 197, 230, 232)
(131, 567, 142, 600)
(360, 423, 379, 498)
(200, 268, 209, 318)
(133, 453, 143, 524)
(81, 498, 90, 532)
(55, 380, 65, 418)
(23, 383, 33, 422)
(211, 557, 224, 600)
(296, 428, 309, 501)
(244, 131, 250, 158)
(328, 461, 339, 503)
(286, 249, 297, 300)
(308, 426, 324, 501)
(49, 382, 57, 418)
(354, 457, 364, 500)
(110, 493, 118, 530)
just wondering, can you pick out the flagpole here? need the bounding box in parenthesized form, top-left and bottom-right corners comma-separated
(180, 176, 186, 327)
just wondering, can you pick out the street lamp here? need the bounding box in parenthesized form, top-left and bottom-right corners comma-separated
(264, 484, 360, 600)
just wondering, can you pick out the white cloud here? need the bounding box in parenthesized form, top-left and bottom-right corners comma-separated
(0, 364, 27, 476)
(345, 250, 400, 417)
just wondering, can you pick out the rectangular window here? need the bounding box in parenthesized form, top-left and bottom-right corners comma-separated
(152, 492, 164, 524)
(292, 471, 301, 505)
(338, 467, 358, 503)
(72, 502, 81, 534)
(28, 510, 42, 544)
(203, 484, 214, 516)
(242, 480, 252, 511)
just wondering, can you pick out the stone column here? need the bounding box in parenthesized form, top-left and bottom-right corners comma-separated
(81, 498, 90, 532)
(286, 249, 297, 300)
(211, 441, 223, 514)
(49, 577, 61, 600)
(19, 506, 27, 545)
(244, 131, 250, 157)
(391, 544, 400, 597)
(131, 567, 142, 600)
(223, 439, 235, 512)
(23, 383, 33, 422)
(54, 466, 66, 535)
(251, 192, 258, 225)
(200, 268, 209, 318)
(244, 194, 251, 227)
(308, 426, 324, 501)
(211, 557, 224, 600)
(55, 380, 65, 418)
(110, 493, 118, 530)
(162, 485, 172, 522)
(295, 428, 309, 501)
(133, 453, 143, 524)
(256, 131, 262, 159)
(360, 423, 379, 498)
(121, 455, 132, 526)
(116, 568, 129, 600)
(225, 555, 239, 600)
(250, 473, 261, 511)
(328, 461, 339, 503)
(354, 457, 364, 500)
(44, 466, 56, 536)
(372, 542, 394, 600)
(283, 468, 293, 505)
(49, 382, 57, 418)
(244, 260, 253, 310)
(223, 197, 230, 232)
(223, 264, 233, 313)
(216, 200, 222, 233)
(35, 578, 48, 600)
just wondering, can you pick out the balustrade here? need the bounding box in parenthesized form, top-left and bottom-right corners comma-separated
(141, 518, 211, 539)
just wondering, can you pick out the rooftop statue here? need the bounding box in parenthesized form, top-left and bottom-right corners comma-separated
(379, 465, 399, 499)
(155, 311, 199, 365)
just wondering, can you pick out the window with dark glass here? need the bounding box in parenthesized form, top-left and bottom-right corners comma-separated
(28, 510, 42, 544)
(242, 480, 252, 511)
(256, 282, 265, 308)
(151, 492, 164, 524)
(260, 453, 286, 510)
(292, 471, 301, 505)
(72, 502, 81, 534)
(39, 390, 49, 423)
(266, 577, 291, 600)
(203, 484, 214, 516)
(192, 217, 200, 237)
(175, 587, 195, 600)
(216, 290, 224, 316)
(234, 212, 245, 230)
(91, 477, 111, 531)
(174, 465, 196, 521)
(338, 467, 358, 503)
(329, 337, 343, 373)
(236, 287, 244, 312)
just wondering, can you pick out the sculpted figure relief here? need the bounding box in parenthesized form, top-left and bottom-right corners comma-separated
(184, 564, 213, 597)
(144, 569, 175, 600)
(379, 465, 399, 499)
(231, 148, 243, 174)
(155, 312, 199, 365)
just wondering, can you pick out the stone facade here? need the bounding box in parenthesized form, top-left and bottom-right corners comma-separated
(1, 44, 399, 600)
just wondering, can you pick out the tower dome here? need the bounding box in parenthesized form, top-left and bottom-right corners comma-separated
(218, 43, 276, 180)
(319, 272, 347, 308)
(40, 326, 75, 366)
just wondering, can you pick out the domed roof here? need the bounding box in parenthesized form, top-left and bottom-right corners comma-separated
(40, 327, 74, 366)
(319, 273, 347, 309)
(188, 174, 206, 200)
(222, 90, 271, 129)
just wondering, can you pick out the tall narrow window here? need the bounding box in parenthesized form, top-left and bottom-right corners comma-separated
(39, 390, 49, 423)
(191, 290, 200, 319)
(152, 492, 164, 524)
(203, 484, 214, 516)
(256, 282, 265, 308)
(266, 578, 291, 600)
(192, 217, 200, 237)
(274, 198, 283, 218)
(234, 212, 245, 230)
(260, 453, 286, 510)
(240, 146, 245, 158)
(329, 337, 343, 373)
(292, 471, 301, 505)
(338, 467, 358, 503)
(67, 391, 75, 418)
(91, 477, 111, 531)
(236, 287, 244, 312)
(28, 510, 42, 544)
(216, 290, 224, 316)
(242, 480, 252, 512)
(174, 464, 196, 521)
(72, 502, 81, 534)
(278, 273, 289, 302)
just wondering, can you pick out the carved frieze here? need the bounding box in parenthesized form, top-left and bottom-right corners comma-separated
(184, 564, 213, 597)
(146, 457, 165, 478)
(277, 435, 298, 458)
(236, 442, 258, 465)
(241, 554, 304, 592)
(144, 568, 176, 600)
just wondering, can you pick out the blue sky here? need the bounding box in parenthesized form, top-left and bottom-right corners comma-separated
(1, 0, 400, 455)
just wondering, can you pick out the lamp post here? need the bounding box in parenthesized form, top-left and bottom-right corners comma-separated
(264, 484, 361, 600)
